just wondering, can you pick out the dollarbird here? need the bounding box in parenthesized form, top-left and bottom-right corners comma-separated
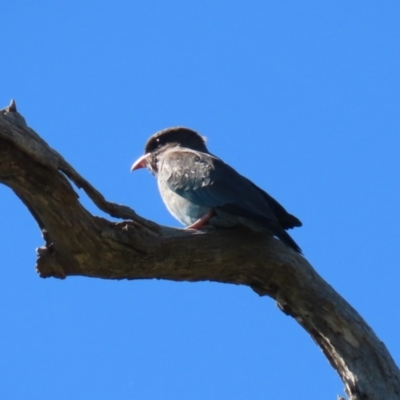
(131, 127, 302, 253)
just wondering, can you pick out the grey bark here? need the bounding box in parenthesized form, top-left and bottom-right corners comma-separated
(0, 101, 399, 399)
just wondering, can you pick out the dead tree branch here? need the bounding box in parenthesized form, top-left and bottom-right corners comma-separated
(0, 101, 399, 399)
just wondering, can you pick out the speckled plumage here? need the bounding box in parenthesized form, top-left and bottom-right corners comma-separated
(132, 127, 302, 253)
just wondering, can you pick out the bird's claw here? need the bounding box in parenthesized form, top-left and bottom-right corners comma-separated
(185, 210, 215, 229)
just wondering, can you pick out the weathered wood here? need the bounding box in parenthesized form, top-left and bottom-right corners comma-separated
(1, 101, 399, 399)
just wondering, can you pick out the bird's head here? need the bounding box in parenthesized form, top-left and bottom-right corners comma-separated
(131, 127, 208, 174)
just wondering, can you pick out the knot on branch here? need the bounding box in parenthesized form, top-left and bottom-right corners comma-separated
(36, 245, 67, 279)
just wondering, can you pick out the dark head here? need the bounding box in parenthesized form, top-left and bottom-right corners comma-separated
(145, 127, 208, 154)
(131, 127, 208, 173)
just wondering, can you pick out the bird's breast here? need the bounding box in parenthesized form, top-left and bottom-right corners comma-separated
(157, 178, 211, 226)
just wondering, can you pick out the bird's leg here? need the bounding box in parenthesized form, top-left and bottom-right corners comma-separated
(185, 210, 215, 230)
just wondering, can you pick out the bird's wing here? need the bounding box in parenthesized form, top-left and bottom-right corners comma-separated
(159, 149, 297, 227)
(245, 181, 302, 229)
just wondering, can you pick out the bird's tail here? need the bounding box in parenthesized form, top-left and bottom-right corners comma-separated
(270, 221, 302, 254)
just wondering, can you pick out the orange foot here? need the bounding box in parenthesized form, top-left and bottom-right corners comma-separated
(185, 210, 215, 229)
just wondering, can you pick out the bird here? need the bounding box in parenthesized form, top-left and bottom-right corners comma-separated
(131, 127, 302, 253)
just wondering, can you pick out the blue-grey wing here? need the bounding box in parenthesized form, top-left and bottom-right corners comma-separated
(159, 149, 297, 227)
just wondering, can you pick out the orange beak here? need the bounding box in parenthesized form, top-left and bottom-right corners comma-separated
(130, 153, 150, 172)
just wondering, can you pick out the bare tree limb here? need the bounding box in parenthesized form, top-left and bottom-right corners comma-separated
(1, 101, 399, 399)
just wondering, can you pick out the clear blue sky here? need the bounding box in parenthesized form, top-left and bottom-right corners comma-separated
(1, 2, 399, 399)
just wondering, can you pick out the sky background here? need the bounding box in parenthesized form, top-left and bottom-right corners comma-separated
(1, 2, 399, 399)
